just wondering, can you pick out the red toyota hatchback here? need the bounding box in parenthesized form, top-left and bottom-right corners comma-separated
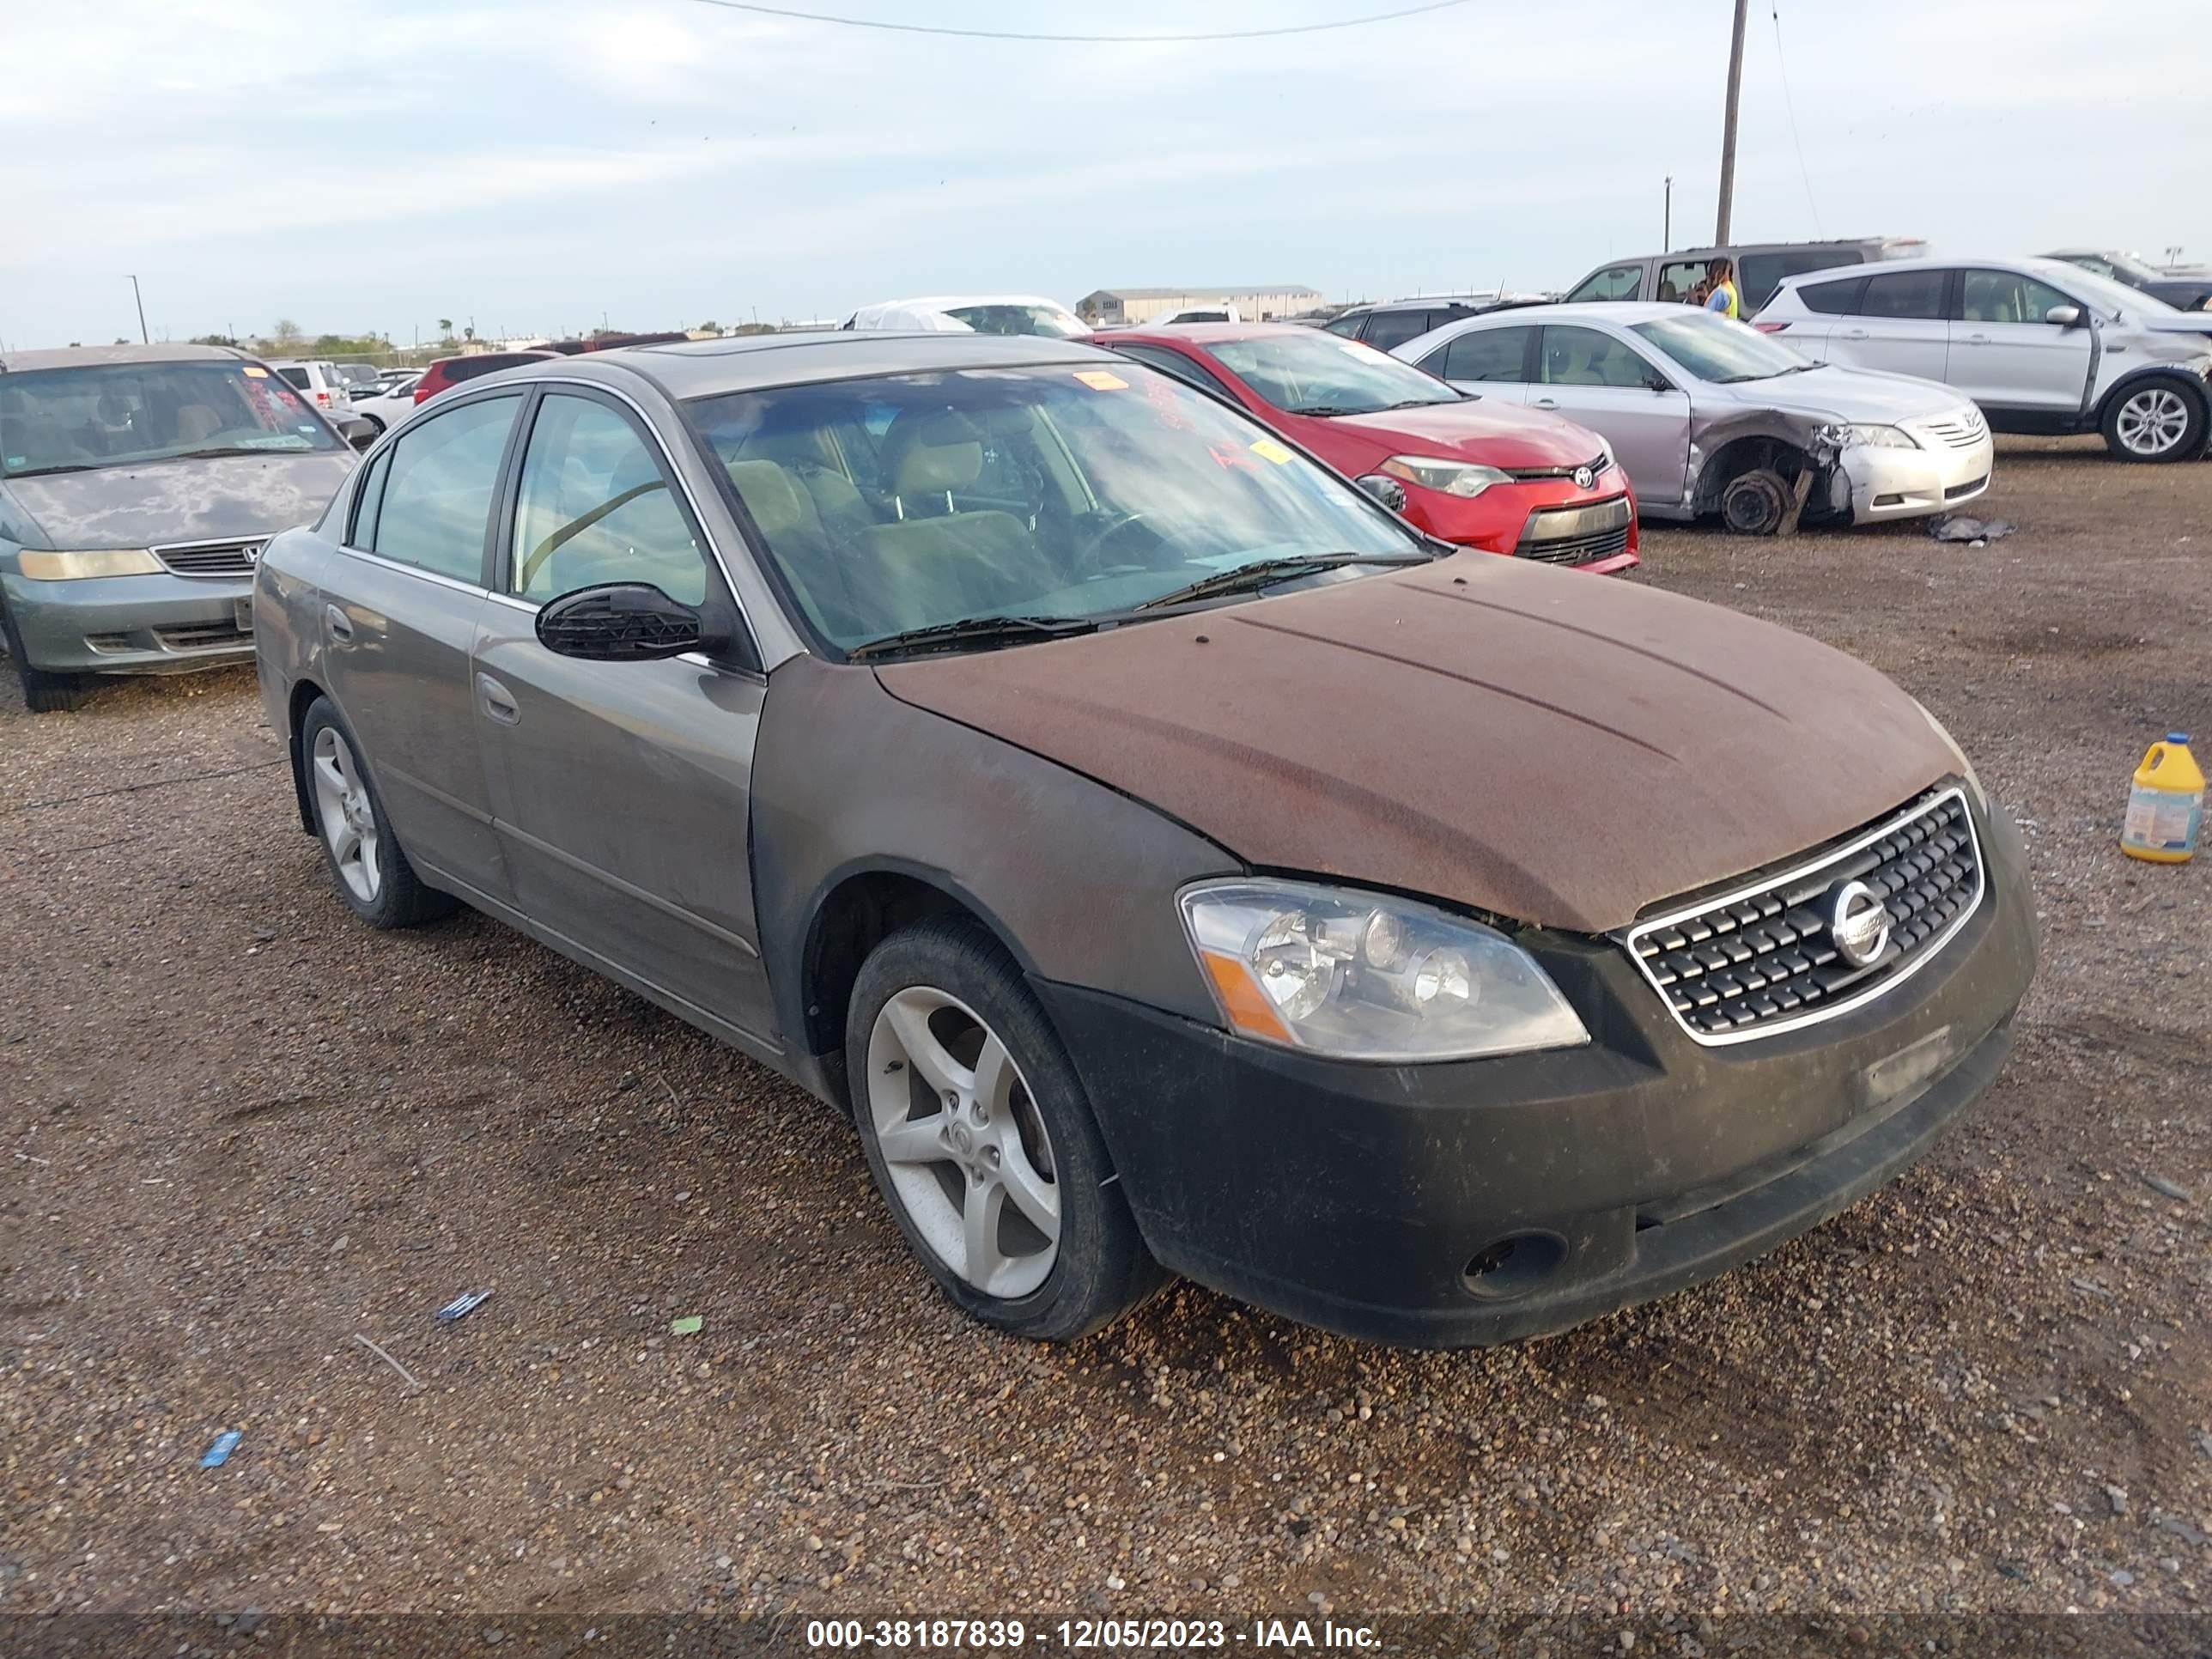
(1101, 325, 1638, 573)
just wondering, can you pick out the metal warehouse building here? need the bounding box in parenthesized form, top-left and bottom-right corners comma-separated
(1077, 285, 1322, 325)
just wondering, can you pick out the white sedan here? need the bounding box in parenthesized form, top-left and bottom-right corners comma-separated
(1395, 303, 1993, 534)
(343, 372, 422, 436)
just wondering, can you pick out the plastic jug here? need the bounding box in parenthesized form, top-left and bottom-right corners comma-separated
(2120, 733, 2203, 863)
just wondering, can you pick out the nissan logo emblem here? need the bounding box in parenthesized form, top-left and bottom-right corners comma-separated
(1827, 879, 1893, 969)
(1573, 466, 1595, 489)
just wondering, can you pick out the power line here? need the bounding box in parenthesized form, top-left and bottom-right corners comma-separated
(680, 0, 1474, 44)
(1769, 3, 1822, 236)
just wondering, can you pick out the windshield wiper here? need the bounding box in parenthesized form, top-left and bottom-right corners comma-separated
(3, 462, 104, 477)
(1286, 404, 1365, 417)
(1380, 397, 1459, 410)
(846, 613, 1098, 661)
(167, 445, 307, 461)
(1135, 552, 1431, 612)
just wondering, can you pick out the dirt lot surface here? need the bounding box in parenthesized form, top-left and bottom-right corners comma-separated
(3, 438, 2209, 1638)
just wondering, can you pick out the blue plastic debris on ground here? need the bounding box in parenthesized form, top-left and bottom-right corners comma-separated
(200, 1431, 241, 1468)
(436, 1290, 493, 1322)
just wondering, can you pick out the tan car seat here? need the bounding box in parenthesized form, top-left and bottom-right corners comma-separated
(849, 410, 1050, 626)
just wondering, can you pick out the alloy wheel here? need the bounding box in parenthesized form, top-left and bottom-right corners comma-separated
(311, 725, 382, 904)
(866, 986, 1060, 1300)
(2115, 386, 2191, 457)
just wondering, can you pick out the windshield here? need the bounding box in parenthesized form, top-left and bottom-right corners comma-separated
(1206, 332, 1461, 415)
(943, 304, 1089, 338)
(1630, 313, 1811, 381)
(689, 362, 1423, 653)
(332, 364, 381, 387)
(0, 360, 343, 477)
(2047, 264, 2178, 317)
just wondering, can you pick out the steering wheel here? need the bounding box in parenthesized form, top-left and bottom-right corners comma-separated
(1069, 511, 1157, 575)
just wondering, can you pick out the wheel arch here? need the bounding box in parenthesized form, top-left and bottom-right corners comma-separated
(1690, 429, 1820, 516)
(285, 674, 331, 833)
(2093, 365, 2209, 426)
(795, 858, 1045, 1117)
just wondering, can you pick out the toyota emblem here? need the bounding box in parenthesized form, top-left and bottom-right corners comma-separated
(1573, 465, 1595, 489)
(1826, 879, 1893, 969)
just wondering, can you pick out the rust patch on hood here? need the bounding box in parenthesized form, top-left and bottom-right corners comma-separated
(877, 553, 1957, 933)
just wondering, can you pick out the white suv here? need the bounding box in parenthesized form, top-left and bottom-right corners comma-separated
(1754, 257, 2212, 462)
(265, 359, 354, 418)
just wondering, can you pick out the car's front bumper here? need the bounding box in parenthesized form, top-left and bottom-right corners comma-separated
(0, 570, 254, 675)
(1408, 467, 1640, 574)
(1844, 433, 1994, 523)
(1035, 803, 2035, 1347)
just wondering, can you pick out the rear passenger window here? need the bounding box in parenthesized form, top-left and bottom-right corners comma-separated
(1439, 327, 1534, 382)
(1740, 250, 1862, 309)
(1797, 276, 1868, 315)
(510, 393, 708, 605)
(366, 393, 520, 584)
(1322, 314, 1365, 337)
(1352, 311, 1430, 352)
(1862, 270, 1948, 320)
(347, 447, 391, 547)
(276, 368, 309, 391)
(1568, 264, 1643, 303)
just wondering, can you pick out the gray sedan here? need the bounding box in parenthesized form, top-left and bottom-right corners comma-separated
(1394, 304, 1996, 535)
(253, 332, 2032, 1346)
(1, 343, 365, 711)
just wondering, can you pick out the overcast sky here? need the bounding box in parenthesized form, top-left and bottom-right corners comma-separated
(3, 0, 2206, 348)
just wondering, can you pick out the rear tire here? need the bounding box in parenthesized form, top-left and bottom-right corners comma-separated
(1, 601, 88, 714)
(2100, 377, 2207, 463)
(1718, 466, 1792, 536)
(847, 917, 1165, 1341)
(299, 696, 456, 928)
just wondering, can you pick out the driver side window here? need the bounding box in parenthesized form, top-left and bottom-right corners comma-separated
(1540, 327, 1655, 388)
(510, 393, 708, 605)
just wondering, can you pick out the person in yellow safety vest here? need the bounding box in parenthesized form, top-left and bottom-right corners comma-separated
(1704, 256, 1741, 319)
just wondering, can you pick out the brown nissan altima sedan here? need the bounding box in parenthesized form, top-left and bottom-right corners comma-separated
(253, 331, 2036, 1346)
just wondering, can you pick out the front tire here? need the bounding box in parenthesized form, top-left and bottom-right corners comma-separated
(1, 602, 88, 714)
(299, 696, 455, 928)
(1718, 466, 1791, 535)
(848, 918, 1164, 1341)
(2101, 378, 2207, 462)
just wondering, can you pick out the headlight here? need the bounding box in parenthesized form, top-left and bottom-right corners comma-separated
(1377, 455, 1513, 498)
(1179, 878, 1589, 1061)
(1914, 699, 1987, 811)
(1825, 423, 1919, 450)
(17, 548, 165, 580)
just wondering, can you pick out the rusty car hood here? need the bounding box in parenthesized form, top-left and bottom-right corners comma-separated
(3, 451, 356, 550)
(876, 552, 1959, 933)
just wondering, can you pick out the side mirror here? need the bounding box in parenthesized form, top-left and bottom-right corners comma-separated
(535, 582, 732, 663)
(337, 415, 378, 452)
(1646, 372, 1674, 393)
(2046, 304, 2084, 328)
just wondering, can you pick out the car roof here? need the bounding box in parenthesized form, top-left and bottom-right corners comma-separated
(0, 341, 247, 374)
(1769, 253, 2081, 292)
(1449, 301, 1680, 327)
(513, 331, 1118, 400)
(1100, 322, 1316, 347)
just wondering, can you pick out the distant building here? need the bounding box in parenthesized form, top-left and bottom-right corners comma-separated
(1078, 285, 1322, 326)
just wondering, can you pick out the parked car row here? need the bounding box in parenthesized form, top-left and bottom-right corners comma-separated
(248, 330, 2036, 1346)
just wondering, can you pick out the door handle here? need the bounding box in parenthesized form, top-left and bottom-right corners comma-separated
(1841, 328, 1869, 340)
(1532, 397, 1559, 409)
(477, 672, 520, 726)
(1963, 333, 1991, 345)
(324, 603, 354, 645)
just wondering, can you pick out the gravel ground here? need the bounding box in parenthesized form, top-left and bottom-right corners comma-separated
(2, 436, 2208, 1636)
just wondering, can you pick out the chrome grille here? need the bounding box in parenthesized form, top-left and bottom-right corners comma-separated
(153, 538, 263, 577)
(1915, 410, 1988, 451)
(1505, 453, 1612, 482)
(1625, 788, 1984, 1045)
(1518, 495, 1632, 567)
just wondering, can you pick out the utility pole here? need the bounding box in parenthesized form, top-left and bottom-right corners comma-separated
(1715, 0, 1749, 244)
(126, 275, 149, 343)
(1664, 176, 1673, 249)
